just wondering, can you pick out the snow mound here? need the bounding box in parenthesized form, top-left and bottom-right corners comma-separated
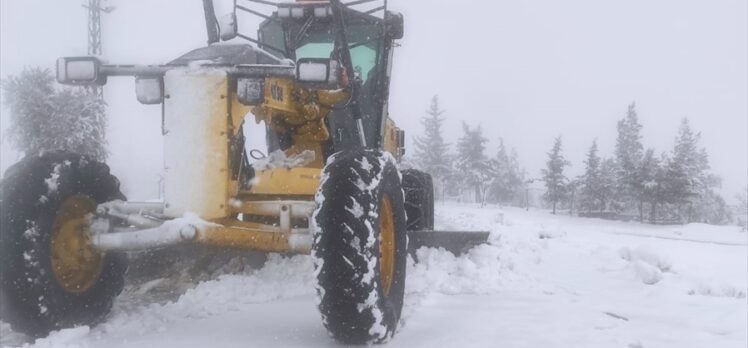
(619, 245, 672, 272)
(689, 282, 747, 299)
(619, 246, 672, 285)
(21, 326, 89, 348)
(538, 222, 566, 239)
(406, 244, 509, 295)
(23, 255, 313, 348)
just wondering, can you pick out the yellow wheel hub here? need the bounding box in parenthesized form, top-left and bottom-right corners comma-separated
(50, 195, 103, 294)
(379, 195, 395, 296)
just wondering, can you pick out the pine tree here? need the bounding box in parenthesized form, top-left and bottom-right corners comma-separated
(668, 119, 709, 200)
(579, 140, 604, 212)
(455, 122, 493, 204)
(2, 67, 108, 160)
(665, 118, 717, 221)
(599, 158, 618, 212)
(614, 102, 645, 220)
(541, 136, 570, 214)
(737, 188, 748, 231)
(412, 96, 451, 198)
(488, 138, 515, 204)
(639, 149, 664, 222)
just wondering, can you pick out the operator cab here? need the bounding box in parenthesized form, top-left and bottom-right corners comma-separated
(256, 2, 401, 150)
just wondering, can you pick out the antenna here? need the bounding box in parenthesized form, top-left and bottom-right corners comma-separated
(82, 0, 115, 97)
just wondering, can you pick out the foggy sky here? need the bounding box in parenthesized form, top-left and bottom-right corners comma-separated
(1, 0, 746, 201)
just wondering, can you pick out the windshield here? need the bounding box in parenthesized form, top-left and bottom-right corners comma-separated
(260, 18, 380, 84)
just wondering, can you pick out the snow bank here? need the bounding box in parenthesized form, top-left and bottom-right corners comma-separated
(406, 244, 508, 295)
(19, 255, 313, 348)
(619, 246, 672, 285)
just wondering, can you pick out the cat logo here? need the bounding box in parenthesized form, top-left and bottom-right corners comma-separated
(270, 83, 283, 102)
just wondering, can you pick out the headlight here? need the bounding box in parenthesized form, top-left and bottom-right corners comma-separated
(135, 77, 164, 105)
(56, 57, 105, 85)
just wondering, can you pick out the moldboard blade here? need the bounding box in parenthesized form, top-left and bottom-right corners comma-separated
(407, 230, 491, 256)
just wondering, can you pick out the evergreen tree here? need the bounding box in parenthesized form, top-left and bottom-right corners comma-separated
(412, 96, 451, 198)
(506, 147, 526, 204)
(639, 149, 666, 222)
(579, 140, 604, 212)
(737, 188, 748, 231)
(614, 102, 645, 220)
(541, 136, 570, 214)
(651, 119, 726, 224)
(2, 67, 108, 160)
(599, 158, 619, 212)
(455, 122, 493, 204)
(667, 119, 710, 202)
(487, 138, 523, 204)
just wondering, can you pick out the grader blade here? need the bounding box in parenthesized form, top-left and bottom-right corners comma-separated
(408, 230, 491, 256)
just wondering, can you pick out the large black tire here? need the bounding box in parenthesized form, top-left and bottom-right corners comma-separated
(0, 151, 128, 337)
(402, 169, 434, 231)
(312, 149, 407, 344)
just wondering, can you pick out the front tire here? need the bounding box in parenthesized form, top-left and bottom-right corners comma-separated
(312, 150, 407, 344)
(0, 151, 128, 337)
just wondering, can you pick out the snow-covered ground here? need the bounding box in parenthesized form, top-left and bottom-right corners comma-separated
(2, 203, 746, 348)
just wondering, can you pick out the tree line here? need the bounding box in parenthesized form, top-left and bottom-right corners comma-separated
(541, 102, 734, 225)
(410, 97, 743, 227)
(410, 96, 528, 207)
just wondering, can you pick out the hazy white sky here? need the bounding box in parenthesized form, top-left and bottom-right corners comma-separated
(1, 0, 746, 201)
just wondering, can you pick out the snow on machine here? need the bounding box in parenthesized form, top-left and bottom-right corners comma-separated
(0, 0, 488, 343)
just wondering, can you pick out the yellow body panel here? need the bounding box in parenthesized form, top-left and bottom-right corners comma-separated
(198, 219, 309, 253)
(248, 167, 322, 196)
(382, 117, 403, 160)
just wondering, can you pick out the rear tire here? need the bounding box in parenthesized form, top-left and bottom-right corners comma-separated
(312, 150, 407, 344)
(0, 151, 128, 337)
(402, 169, 434, 231)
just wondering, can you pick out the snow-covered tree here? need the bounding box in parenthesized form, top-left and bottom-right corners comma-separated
(541, 136, 570, 214)
(487, 138, 525, 205)
(665, 119, 710, 206)
(639, 149, 668, 222)
(455, 122, 493, 204)
(645, 119, 725, 224)
(614, 102, 645, 220)
(578, 140, 607, 212)
(2, 67, 108, 160)
(412, 96, 452, 198)
(599, 158, 619, 212)
(737, 188, 748, 231)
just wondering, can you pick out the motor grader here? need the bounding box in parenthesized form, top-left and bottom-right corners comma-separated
(0, 0, 487, 344)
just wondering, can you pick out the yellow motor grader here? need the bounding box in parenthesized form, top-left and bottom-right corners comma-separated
(0, 0, 487, 344)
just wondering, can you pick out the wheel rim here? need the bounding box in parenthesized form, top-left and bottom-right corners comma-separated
(50, 195, 104, 294)
(379, 195, 395, 296)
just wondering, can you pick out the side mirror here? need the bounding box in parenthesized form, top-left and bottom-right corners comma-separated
(386, 11, 404, 40)
(56, 56, 106, 85)
(212, 0, 237, 41)
(135, 77, 164, 105)
(237, 78, 265, 105)
(296, 58, 338, 86)
(218, 12, 237, 41)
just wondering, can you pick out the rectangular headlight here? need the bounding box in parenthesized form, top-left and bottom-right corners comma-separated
(297, 60, 329, 83)
(56, 56, 105, 85)
(135, 77, 164, 105)
(290, 7, 305, 18)
(313, 7, 329, 18)
(277, 7, 291, 18)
